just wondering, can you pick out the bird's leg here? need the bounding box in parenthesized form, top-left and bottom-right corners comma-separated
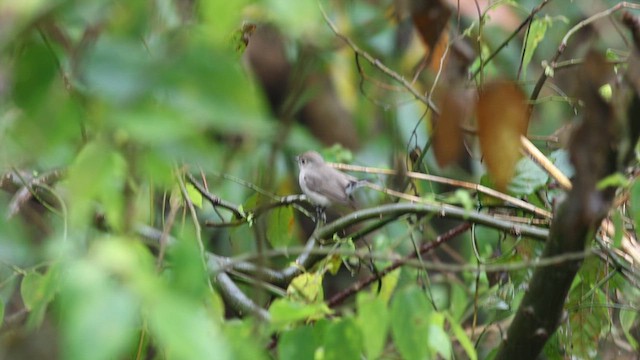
(315, 206, 327, 225)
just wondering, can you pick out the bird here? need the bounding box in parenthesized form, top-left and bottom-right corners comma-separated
(296, 151, 364, 222)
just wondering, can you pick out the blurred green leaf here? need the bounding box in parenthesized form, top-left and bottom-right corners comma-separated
(185, 182, 203, 208)
(630, 180, 640, 235)
(21, 265, 60, 328)
(199, 0, 250, 45)
(378, 268, 400, 305)
(67, 141, 127, 231)
(508, 156, 549, 195)
(549, 149, 574, 178)
(323, 318, 363, 360)
(391, 286, 433, 360)
(264, 0, 322, 40)
(221, 320, 268, 360)
(60, 261, 139, 360)
(148, 294, 230, 359)
(21, 271, 45, 311)
(612, 210, 623, 248)
(0, 0, 63, 48)
(522, 17, 550, 80)
(269, 298, 332, 331)
(83, 37, 158, 105)
(596, 172, 629, 190)
(165, 235, 209, 300)
(278, 325, 320, 360)
(447, 313, 477, 360)
(428, 312, 451, 359)
(287, 271, 324, 302)
(12, 40, 58, 108)
(620, 310, 639, 351)
(356, 292, 388, 359)
(267, 206, 297, 249)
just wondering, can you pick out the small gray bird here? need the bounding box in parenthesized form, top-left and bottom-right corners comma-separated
(296, 151, 363, 211)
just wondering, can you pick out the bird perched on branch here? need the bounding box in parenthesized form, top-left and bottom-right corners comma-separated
(296, 151, 366, 222)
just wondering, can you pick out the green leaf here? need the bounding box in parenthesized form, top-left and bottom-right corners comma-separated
(148, 295, 231, 359)
(449, 282, 469, 321)
(21, 271, 46, 311)
(165, 235, 209, 300)
(278, 326, 320, 360)
(84, 36, 159, 104)
(522, 17, 550, 79)
(269, 298, 332, 331)
(0, 300, 3, 325)
(223, 320, 269, 360)
(12, 40, 58, 109)
(378, 268, 401, 304)
(68, 141, 127, 231)
(549, 149, 575, 178)
(264, 0, 323, 39)
(61, 270, 139, 360)
(620, 310, 639, 350)
(428, 312, 451, 359)
(199, 0, 251, 45)
(287, 272, 324, 302)
(267, 206, 297, 249)
(454, 189, 474, 212)
(612, 210, 624, 248)
(596, 172, 629, 190)
(598, 83, 613, 102)
(21, 265, 60, 328)
(447, 313, 477, 360)
(508, 156, 549, 195)
(356, 292, 389, 359)
(630, 180, 640, 234)
(391, 286, 433, 360)
(185, 182, 203, 208)
(323, 318, 363, 360)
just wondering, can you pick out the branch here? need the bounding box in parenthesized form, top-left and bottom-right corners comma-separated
(496, 48, 640, 359)
(311, 202, 549, 244)
(136, 224, 270, 319)
(185, 172, 245, 219)
(3, 168, 66, 218)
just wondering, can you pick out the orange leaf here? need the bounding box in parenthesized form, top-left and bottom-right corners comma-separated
(433, 89, 472, 167)
(476, 81, 529, 191)
(411, 0, 451, 70)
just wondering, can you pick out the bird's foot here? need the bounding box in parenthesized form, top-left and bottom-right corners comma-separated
(315, 206, 327, 225)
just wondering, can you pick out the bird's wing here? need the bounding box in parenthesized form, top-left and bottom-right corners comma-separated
(303, 168, 354, 205)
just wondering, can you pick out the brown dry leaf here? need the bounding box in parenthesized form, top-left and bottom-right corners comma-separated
(411, 0, 451, 69)
(433, 88, 471, 167)
(476, 81, 529, 191)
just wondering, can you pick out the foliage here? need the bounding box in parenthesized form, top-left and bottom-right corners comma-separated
(1, 0, 639, 360)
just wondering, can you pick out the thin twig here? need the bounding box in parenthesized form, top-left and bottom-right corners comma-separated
(520, 135, 572, 190)
(530, 2, 640, 101)
(472, 0, 553, 80)
(330, 162, 553, 218)
(185, 172, 245, 219)
(319, 3, 440, 115)
(327, 222, 472, 307)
